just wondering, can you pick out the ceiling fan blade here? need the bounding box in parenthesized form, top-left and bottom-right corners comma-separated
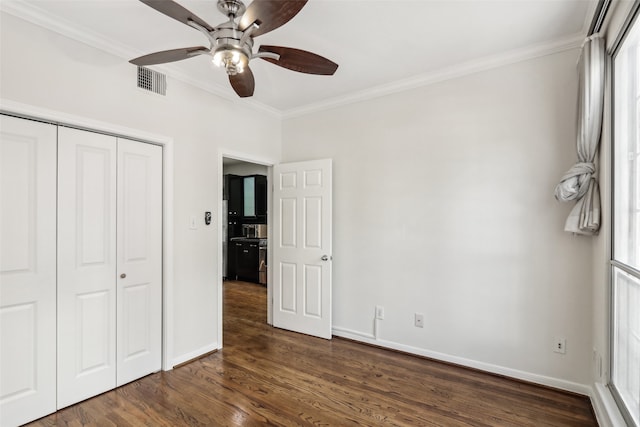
(229, 67, 255, 98)
(239, 0, 308, 37)
(130, 46, 209, 66)
(258, 46, 338, 75)
(139, 0, 214, 32)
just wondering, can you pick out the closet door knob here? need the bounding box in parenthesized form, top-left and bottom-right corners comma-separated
(120, 273, 126, 279)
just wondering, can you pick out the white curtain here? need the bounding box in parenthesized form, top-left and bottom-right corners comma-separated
(554, 35, 606, 235)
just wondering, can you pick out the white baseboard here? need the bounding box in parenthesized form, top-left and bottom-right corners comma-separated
(590, 382, 629, 427)
(332, 326, 591, 396)
(170, 342, 220, 368)
(333, 326, 375, 340)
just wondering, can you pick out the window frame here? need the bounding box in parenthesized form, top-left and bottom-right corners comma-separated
(610, 2, 640, 425)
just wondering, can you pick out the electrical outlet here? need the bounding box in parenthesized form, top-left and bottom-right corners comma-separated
(554, 337, 566, 354)
(414, 313, 424, 328)
(375, 306, 384, 320)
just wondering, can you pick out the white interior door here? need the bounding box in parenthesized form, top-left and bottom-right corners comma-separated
(116, 138, 162, 386)
(0, 115, 57, 427)
(272, 159, 333, 339)
(57, 127, 117, 409)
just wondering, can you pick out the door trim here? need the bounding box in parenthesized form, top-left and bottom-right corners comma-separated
(0, 99, 176, 371)
(218, 149, 276, 347)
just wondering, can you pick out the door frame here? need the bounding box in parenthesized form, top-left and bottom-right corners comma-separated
(218, 149, 275, 347)
(0, 99, 176, 371)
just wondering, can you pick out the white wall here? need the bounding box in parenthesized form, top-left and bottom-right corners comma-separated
(282, 49, 594, 390)
(0, 12, 281, 364)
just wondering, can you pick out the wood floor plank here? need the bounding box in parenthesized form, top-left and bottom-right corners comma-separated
(26, 280, 597, 426)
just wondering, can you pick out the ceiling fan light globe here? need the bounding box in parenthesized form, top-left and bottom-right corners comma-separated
(212, 52, 224, 68)
(231, 50, 241, 64)
(212, 48, 248, 75)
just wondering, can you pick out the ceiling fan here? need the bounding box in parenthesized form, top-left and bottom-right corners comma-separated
(130, 0, 339, 98)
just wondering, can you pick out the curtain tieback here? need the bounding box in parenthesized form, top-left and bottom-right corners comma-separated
(554, 162, 596, 202)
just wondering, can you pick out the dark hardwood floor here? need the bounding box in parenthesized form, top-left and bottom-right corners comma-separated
(27, 280, 597, 426)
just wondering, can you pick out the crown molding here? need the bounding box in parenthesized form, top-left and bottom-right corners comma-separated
(0, 0, 282, 118)
(0, 0, 133, 60)
(282, 33, 584, 119)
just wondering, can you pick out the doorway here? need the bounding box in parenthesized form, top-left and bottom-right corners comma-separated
(219, 154, 273, 346)
(217, 155, 334, 345)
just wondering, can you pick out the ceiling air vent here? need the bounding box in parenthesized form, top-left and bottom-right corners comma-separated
(137, 66, 166, 96)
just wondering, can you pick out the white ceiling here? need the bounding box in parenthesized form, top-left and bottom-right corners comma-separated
(2, 0, 596, 115)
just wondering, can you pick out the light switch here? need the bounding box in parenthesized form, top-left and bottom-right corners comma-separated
(189, 216, 197, 230)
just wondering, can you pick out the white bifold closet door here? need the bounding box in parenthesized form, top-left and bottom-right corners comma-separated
(115, 138, 162, 386)
(0, 115, 57, 427)
(57, 127, 162, 409)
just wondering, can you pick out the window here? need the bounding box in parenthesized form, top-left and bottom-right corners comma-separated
(612, 7, 640, 426)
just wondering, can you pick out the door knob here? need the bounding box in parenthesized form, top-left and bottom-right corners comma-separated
(120, 273, 126, 279)
(321, 255, 330, 261)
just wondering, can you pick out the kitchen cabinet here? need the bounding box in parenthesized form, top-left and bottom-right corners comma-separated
(243, 176, 256, 217)
(236, 241, 259, 283)
(227, 217, 242, 242)
(226, 174, 243, 217)
(225, 174, 267, 220)
(225, 174, 244, 240)
(228, 238, 265, 284)
(241, 175, 268, 218)
(255, 175, 267, 217)
(227, 241, 242, 280)
(242, 175, 267, 218)
(224, 173, 267, 281)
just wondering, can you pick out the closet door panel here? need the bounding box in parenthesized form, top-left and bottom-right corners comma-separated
(57, 127, 117, 409)
(116, 138, 162, 385)
(0, 115, 57, 427)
